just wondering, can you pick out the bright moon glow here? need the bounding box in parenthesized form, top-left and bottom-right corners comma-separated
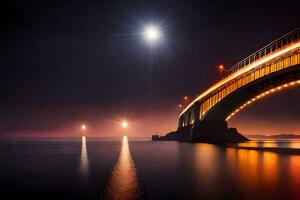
(143, 24, 161, 43)
(121, 121, 128, 128)
(81, 124, 87, 131)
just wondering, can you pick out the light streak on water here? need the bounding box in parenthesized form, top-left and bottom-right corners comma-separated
(104, 136, 140, 200)
(80, 136, 89, 177)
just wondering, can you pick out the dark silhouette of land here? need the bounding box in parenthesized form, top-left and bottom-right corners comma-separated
(152, 122, 248, 144)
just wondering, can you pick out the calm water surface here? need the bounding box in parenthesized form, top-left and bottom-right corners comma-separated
(1, 137, 300, 200)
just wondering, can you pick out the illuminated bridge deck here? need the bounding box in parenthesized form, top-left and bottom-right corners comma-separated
(179, 28, 300, 128)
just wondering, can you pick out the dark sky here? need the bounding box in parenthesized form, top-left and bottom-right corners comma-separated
(1, 0, 300, 137)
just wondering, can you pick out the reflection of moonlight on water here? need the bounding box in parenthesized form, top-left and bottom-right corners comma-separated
(80, 136, 89, 177)
(104, 136, 140, 200)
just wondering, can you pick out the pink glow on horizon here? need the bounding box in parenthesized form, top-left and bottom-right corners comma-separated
(1, 108, 179, 138)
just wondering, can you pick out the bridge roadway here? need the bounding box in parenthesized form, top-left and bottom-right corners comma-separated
(154, 28, 300, 143)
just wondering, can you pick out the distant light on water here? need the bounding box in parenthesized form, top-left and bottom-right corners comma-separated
(80, 135, 89, 178)
(82, 135, 86, 143)
(104, 136, 140, 200)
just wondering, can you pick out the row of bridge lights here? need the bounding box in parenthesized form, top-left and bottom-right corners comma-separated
(226, 80, 300, 121)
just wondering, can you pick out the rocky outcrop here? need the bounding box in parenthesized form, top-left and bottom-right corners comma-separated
(152, 121, 248, 144)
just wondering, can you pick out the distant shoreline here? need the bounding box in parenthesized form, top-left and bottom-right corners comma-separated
(226, 145, 300, 155)
(247, 134, 300, 139)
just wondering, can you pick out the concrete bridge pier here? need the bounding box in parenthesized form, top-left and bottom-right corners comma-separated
(190, 102, 200, 141)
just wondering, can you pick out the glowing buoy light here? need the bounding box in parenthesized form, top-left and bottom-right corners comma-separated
(121, 121, 128, 128)
(81, 124, 87, 131)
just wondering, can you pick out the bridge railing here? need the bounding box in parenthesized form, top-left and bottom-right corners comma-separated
(200, 52, 300, 120)
(223, 28, 300, 78)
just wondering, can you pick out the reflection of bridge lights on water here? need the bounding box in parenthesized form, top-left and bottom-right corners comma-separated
(193, 144, 220, 197)
(80, 136, 90, 177)
(289, 156, 300, 187)
(104, 136, 140, 200)
(226, 80, 300, 121)
(226, 148, 279, 191)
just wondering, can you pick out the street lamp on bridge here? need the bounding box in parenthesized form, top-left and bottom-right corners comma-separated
(218, 64, 225, 76)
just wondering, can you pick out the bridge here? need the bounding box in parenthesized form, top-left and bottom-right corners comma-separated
(154, 28, 300, 143)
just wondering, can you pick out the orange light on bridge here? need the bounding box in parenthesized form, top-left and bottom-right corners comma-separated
(218, 64, 225, 71)
(226, 79, 300, 121)
(178, 104, 183, 108)
(218, 64, 225, 75)
(218, 64, 226, 77)
(290, 82, 296, 86)
(184, 96, 188, 101)
(276, 86, 282, 91)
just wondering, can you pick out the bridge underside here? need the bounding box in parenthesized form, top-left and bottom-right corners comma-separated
(204, 63, 300, 121)
(153, 64, 300, 143)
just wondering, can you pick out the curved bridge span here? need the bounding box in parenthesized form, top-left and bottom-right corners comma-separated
(156, 28, 300, 143)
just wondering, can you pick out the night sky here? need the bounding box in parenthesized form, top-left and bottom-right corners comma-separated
(1, 0, 300, 137)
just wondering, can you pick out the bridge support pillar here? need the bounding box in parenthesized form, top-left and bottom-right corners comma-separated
(190, 102, 200, 142)
(178, 116, 184, 130)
